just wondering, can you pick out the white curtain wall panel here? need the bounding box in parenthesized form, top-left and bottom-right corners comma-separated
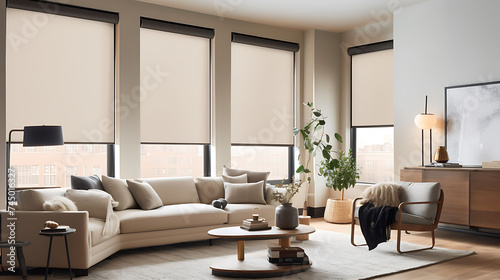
(351, 49, 394, 127)
(231, 43, 294, 145)
(140, 28, 210, 144)
(6, 8, 115, 143)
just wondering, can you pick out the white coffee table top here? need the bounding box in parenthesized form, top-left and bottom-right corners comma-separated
(208, 225, 315, 240)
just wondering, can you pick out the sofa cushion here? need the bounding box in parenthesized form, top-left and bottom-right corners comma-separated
(66, 189, 112, 219)
(126, 180, 163, 210)
(224, 204, 276, 224)
(224, 181, 266, 204)
(195, 177, 224, 204)
(143, 177, 200, 205)
(102, 175, 138, 210)
(398, 181, 441, 220)
(222, 174, 248, 183)
(223, 165, 270, 199)
(116, 203, 228, 234)
(71, 174, 103, 190)
(88, 217, 119, 246)
(17, 189, 66, 211)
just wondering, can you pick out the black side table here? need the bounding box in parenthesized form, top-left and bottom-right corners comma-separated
(0, 241, 30, 280)
(39, 228, 76, 280)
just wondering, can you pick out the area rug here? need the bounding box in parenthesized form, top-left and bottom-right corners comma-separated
(21, 230, 474, 280)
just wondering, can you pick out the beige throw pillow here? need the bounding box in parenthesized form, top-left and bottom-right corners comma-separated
(126, 180, 163, 210)
(66, 189, 113, 219)
(17, 189, 67, 211)
(222, 174, 248, 183)
(224, 181, 266, 204)
(195, 177, 224, 204)
(102, 175, 138, 210)
(223, 165, 270, 199)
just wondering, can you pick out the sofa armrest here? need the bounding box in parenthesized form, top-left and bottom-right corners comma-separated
(265, 184, 287, 206)
(1, 210, 91, 269)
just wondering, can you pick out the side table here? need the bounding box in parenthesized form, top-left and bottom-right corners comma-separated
(39, 228, 76, 280)
(0, 241, 30, 280)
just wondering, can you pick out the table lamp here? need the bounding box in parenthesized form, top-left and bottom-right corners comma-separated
(414, 96, 436, 166)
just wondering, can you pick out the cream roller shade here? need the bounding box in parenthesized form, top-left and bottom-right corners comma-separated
(231, 43, 294, 145)
(140, 28, 210, 144)
(351, 49, 394, 127)
(6, 8, 115, 143)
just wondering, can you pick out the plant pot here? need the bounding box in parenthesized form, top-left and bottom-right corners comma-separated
(275, 203, 299, 229)
(324, 198, 352, 224)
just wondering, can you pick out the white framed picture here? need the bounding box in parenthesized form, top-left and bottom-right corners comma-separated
(446, 81, 500, 166)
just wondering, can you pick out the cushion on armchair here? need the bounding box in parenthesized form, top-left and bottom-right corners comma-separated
(398, 181, 441, 220)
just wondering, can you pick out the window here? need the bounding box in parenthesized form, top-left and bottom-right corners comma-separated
(10, 144, 107, 188)
(139, 18, 213, 178)
(349, 41, 394, 183)
(65, 166, 78, 188)
(230, 33, 298, 183)
(6, 1, 117, 188)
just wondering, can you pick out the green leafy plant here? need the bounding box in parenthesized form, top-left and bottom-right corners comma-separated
(271, 178, 302, 204)
(295, 103, 360, 204)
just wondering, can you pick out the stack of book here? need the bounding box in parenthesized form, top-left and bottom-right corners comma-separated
(41, 225, 70, 232)
(426, 162, 462, 168)
(268, 247, 309, 266)
(240, 218, 271, 231)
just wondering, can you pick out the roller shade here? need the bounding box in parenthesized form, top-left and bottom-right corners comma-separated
(140, 27, 210, 144)
(351, 49, 394, 127)
(231, 42, 294, 145)
(6, 7, 115, 143)
(141, 17, 214, 39)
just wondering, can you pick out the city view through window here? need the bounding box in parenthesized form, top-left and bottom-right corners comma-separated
(355, 127, 394, 183)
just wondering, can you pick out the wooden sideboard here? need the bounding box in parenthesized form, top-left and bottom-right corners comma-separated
(400, 167, 500, 229)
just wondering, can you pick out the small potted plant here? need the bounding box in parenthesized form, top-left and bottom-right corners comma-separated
(272, 179, 302, 229)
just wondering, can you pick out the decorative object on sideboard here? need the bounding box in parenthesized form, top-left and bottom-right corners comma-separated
(446, 81, 500, 166)
(434, 146, 449, 163)
(482, 161, 500, 169)
(414, 95, 437, 166)
(5, 125, 64, 208)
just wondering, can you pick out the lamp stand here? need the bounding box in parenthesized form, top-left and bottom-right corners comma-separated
(430, 129, 433, 165)
(421, 129, 424, 166)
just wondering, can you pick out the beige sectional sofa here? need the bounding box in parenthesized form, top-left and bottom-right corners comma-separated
(1, 175, 280, 275)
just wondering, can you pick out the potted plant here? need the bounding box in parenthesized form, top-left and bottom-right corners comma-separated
(294, 103, 360, 223)
(271, 179, 302, 229)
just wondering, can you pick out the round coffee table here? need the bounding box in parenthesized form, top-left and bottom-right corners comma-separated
(208, 225, 315, 278)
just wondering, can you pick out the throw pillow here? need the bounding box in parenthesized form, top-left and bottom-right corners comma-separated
(101, 175, 138, 210)
(66, 189, 113, 219)
(360, 182, 402, 207)
(42, 196, 78, 211)
(223, 165, 270, 199)
(224, 181, 266, 204)
(70, 174, 103, 190)
(195, 177, 224, 204)
(222, 174, 248, 183)
(89, 189, 120, 208)
(126, 180, 163, 210)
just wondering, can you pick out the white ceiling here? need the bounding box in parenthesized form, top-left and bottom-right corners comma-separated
(136, 0, 425, 33)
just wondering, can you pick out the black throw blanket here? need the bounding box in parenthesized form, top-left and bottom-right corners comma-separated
(358, 203, 398, 250)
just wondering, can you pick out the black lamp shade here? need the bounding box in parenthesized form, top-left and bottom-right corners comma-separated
(23, 125, 64, 147)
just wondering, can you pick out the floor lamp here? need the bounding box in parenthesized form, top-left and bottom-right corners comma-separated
(414, 96, 436, 166)
(6, 125, 64, 208)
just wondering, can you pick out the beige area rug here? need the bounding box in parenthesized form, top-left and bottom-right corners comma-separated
(6, 230, 474, 280)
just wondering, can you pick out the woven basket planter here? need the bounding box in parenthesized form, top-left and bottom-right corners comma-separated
(324, 198, 353, 224)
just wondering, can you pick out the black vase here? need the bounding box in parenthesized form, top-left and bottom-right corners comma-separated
(275, 203, 299, 229)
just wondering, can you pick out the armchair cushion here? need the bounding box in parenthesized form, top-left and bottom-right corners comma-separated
(398, 181, 441, 220)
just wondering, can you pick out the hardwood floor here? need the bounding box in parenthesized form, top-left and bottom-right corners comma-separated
(310, 218, 500, 279)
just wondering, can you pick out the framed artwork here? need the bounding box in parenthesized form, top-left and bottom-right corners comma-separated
(445, 81, 500, 166)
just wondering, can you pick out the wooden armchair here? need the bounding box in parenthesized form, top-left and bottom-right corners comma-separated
(350, 182, 444, 253)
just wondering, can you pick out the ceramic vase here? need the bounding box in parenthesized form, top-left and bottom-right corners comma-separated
(434, 146, 449, 163)
(275, 203, 299, 229)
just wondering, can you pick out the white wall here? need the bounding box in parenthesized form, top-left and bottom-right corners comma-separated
(393, 0, 500, 178)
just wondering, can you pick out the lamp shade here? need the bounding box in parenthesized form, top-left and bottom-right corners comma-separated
(23, 125, 64, 146)
(414, 114, 436, 130)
